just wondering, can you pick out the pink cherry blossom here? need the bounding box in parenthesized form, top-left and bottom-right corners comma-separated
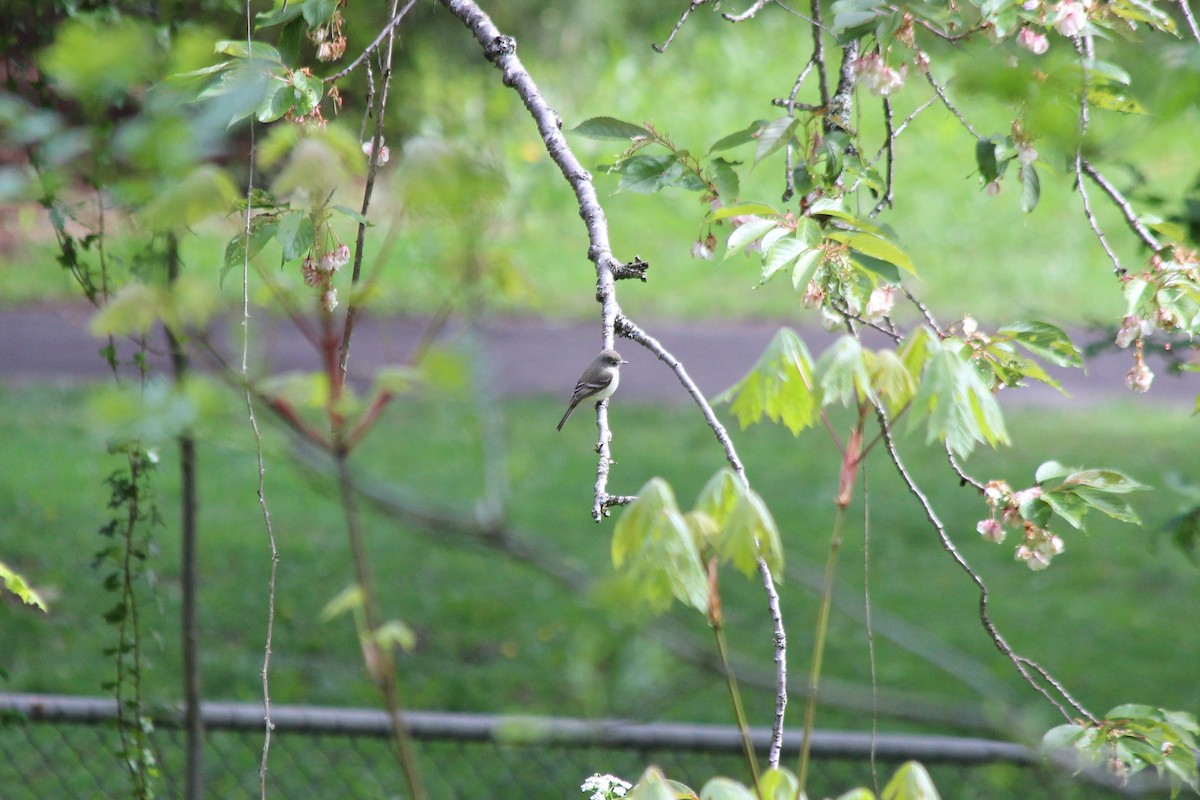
(1016, 28, 1050, 55)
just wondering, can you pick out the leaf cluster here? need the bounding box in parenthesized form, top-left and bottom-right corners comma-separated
(611, 470, 782, 616)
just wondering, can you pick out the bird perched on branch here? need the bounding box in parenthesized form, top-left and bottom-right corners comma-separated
(556, 349, 627, 431)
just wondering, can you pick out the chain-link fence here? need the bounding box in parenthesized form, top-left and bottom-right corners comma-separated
(0, 693, 1164, 799)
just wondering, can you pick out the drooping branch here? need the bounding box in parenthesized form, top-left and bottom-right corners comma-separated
(654, 0, 715, 53)
(723, 0, 774, 23)
(324, 0, 418, 84)
(924, 71, 981, 139)
(869, 398, 1097, 724)
(1079, 159, 1160, 252)
(1182, 0, 1200, 45)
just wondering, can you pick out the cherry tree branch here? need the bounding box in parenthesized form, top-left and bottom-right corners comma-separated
(654, 0, 714, 53)
(338, 0, 405, 382)
(1079, 159, 1160, 252)
(925, 71, 980, 139)
(1074, 155, 1125, 276)
(723, 0, 774, 23)
(1181, 0, 1200, 45)
(323, 0, 418, 83)
(869, 397, 1097, 724)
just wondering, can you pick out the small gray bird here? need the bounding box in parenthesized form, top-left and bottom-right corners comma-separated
(556, 349, 627, 431)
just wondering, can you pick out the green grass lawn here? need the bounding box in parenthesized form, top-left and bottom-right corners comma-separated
(1, 380, 1197, 749)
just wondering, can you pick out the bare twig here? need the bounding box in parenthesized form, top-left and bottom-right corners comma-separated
(810, 0, 830, 114)
(1181, 0, 1200, 45)
(945, 447, 985, 493)
(925, 71, 980, 139)
(236, 5, 280, 796)
(1079, 159, 1160, 251)
(338, 0, 406, 382)
(723, 0, 774, 23)
(902, 287, 945, 337)
(780, 58, 816, 202)
(1074, 156, 1125, 275)
(324, 0, 418, 83)
(653, 0, 713, 53)
(869, 97, 895, 217)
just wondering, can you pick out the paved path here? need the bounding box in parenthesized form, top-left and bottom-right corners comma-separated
(1, 303, 1194, 407)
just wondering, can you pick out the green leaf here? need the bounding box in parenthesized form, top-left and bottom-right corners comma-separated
(258, 370, 331, 410)
(89, 283, 163, 337)
(1042, 723, 1090, 752)
(0, 560, 48, 611)
(371, 366, 419, 395)
(612, 478, 708, 614)
(708, 120, 768, 153)
(275, 211, 316, 262)
(1059, 468, 1149, 494)
(831, 0, 886, 31)
(214, 39, 282, 62)
(319, 584, 364, 622)
(881, 761, 941, 800)
(976, 137, 1001, 183)
(373, 619, 416, 653)
(699, 776, 756, 800)
(256, 0, 306, 29)
(302, 0, 339, 27)
(1019, 163, 1040, 213)
(907, 337, 1009, 457)
(331, 204, 372, 226)
(834, 790, 877, 800)
(869, 348, 917, 416)
(708, 202, 779, 222)
(757, 768, 800, 800)
(715, 328, 820, 435)
(996, 322, 1083, 368)
(719, 489, 784, 576)
(724, 217, 779, 258)
(571, 116, 652, 140)
(708, 158, 740, 202)
(626, 768, 679, 800)
(1040, 489, 1089, 530)
(290, 71, 324, 117)
(1073, 487, 1142, 525)
(1162, 505, 1200, 565)
(614, 154, 677, 194)
(222, 219, 278, 285)
(257, 83, 292, 123)
(139, 165, 239, 231)
(761, 235, 811, 284)
(792, 246, 825, 291)
(694, 469, 744, 532)
(828, 230, 916, 274)
(754, 117, 799, 166)
(817, 336, 873, 408)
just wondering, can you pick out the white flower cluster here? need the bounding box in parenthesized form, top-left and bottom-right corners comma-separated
(851, 52, 907, 97)
(580, 773, 631, 800)
(362, 138, 391, 165)
(976, 481, 1065, 570)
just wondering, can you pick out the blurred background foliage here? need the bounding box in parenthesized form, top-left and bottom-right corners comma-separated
(1, 0, 1199, 786)
(3, 0, 1198, 323)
